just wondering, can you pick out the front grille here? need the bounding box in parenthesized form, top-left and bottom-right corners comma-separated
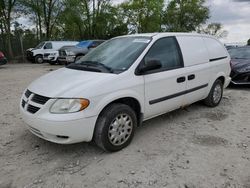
(44, 53, 50, 57)
(25, 89, 32, 98)
(27, 104, 40, 114)
(22, 89, 51, 114)
(22, 100, 25, 108)
(32, 94, 50, 105)
(59, 50, 66, 56)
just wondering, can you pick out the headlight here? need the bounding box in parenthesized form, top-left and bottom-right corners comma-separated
(50, 53, 57, 56)
(67, 51, 75, 56)
(50, 98, 89, 114)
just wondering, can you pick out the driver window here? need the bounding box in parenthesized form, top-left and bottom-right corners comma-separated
(44, 42, 52, 49)
(145, 37, 183, 70)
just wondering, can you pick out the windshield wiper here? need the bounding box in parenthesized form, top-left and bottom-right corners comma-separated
(79, 61, 114, 73)
(67, 63, 102, 72)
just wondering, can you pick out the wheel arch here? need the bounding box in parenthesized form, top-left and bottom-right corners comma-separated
(95, 94, 144, 128)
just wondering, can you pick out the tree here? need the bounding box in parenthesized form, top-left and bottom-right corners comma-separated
(0, 0, 17, 58)
(247, 39, 250, 45)
(119, 0, 164, 33)
(56, 0, 127, 40)
(197, 23, 228, 38)
(163, 0, 209, 32)
(20, 0, 43, 41)
(21, 0, 64, 40)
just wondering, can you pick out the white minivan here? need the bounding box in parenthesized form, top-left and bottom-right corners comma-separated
(20, 33, 231, 151)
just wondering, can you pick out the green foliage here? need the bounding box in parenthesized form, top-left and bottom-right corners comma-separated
(163, 0, 209, 32)
(197, 22, 228, 38)
(247, 39, 250, 45)
(120, 0, 164, 33)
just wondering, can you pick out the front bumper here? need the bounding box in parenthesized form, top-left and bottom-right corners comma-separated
(230, 71, 250, 85)
(26, 51, 34, 61)
(44, 55, 57, 62)
(58, 56, 75, 64)
(20, 102, 98, 144)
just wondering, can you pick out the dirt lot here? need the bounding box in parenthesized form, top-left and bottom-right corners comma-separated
(0, 63, 250, 188)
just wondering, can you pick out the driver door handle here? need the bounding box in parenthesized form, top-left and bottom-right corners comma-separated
(177, 76, 186, 83)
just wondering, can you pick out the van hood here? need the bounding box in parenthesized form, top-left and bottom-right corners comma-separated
(28, 68, 117, 98)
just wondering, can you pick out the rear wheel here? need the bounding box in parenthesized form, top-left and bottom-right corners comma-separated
(35, 55, 43, 64)
(204, 79, 223, 107)
(94, 103, 137, 152)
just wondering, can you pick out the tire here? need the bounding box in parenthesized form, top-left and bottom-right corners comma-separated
(204, 79, 223, 107)
(35, 55, 43, 64)
(94, 103, 137, 152)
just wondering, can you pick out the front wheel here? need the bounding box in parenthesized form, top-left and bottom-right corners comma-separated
(94, 103, 137, 152)
(35, 55, 43, 64)
(204, 79, 223, 107)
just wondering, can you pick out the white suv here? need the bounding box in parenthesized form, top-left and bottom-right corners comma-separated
(20, 33, 231, 151)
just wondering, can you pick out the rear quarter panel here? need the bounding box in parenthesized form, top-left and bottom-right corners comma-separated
(203, 36, 231, 88)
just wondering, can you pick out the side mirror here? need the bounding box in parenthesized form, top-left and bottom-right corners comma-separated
(138, 59, 162, 74)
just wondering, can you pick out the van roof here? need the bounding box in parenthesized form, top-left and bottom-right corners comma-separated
(43, 41, 78, 43)
(120, 32, 218, 40)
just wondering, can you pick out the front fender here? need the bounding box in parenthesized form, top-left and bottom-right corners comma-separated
(89, 89, 144, 118)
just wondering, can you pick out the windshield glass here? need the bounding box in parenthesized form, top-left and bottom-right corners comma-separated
(72, 37, 151, 73)
(228, 47, 250, 59)
(76, 41, 91, 48)
(34, 42, 45, 49)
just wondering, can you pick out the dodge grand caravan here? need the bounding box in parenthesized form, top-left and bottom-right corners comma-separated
(20, 33, 231, 152)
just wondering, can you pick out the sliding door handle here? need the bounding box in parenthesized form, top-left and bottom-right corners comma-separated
(188, 74, 195, 80)
(177, 76, 186, 83)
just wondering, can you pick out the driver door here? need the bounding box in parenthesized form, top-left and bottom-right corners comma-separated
(142, 37, 187, 119)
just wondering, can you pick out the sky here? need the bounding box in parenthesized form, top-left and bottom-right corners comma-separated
(207, 0, 250, 44)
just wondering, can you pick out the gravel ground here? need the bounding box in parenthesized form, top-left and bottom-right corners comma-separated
(0, 63, 250, 188)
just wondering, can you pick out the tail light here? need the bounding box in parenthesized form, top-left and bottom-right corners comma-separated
(0, 52, 4, 58)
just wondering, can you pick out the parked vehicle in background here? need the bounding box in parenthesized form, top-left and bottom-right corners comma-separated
(228, 46, 250, 85)
(46, 46, 77, 65)
(0, 51, 7, 65)
(20, 33, 231, 152)
(58, 40, 105, 65)
(26, 41, 78, 64)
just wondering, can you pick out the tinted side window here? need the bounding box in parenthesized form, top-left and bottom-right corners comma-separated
(44, 42, 52, 49)
(145, 37, 183, 70)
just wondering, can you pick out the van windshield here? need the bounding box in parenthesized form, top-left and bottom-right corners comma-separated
(76, 41, 91, 48)
(34, 42, 45, 49)
(67, 37, 151, 73)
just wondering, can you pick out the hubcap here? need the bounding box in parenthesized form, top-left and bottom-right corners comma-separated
(213, 84, 222, 104)
(37, 57, 43, 63)
(108, 114, 133, 146)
